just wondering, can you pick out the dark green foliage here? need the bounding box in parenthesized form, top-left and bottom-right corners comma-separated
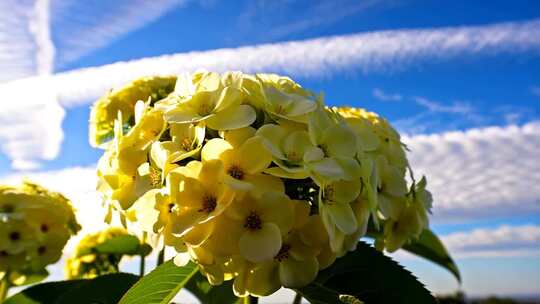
(297, 241, 436, 304)
(5, 273, 138, 304)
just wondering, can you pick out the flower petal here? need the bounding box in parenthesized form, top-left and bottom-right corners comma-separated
(256, 124, 287, 159)
(239, 223, 282, 263)
(238, 137, 273, 174)
(326, 202, 358, 235)
(264, 166, 310, 179)
(321, 124, 357, 158)
(245, 262, 281, 297)
(202, 138, 233, 162)
(129, 189, 161, 233)
(279, 256, 319, 288)
(206, 104, 256, 130)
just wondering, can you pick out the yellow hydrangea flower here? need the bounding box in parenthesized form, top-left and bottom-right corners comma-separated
(90, 72, 432, 296)
(0, 182, 79, 285)
(65, 227, 133, 279)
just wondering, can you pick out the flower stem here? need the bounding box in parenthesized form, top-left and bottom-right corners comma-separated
(157, 248, 165, 266)
(292, 292, 302, 304)
(139, 232, 147, 277)
(0, 274, 10, 302)
(139, 253, 146, 277)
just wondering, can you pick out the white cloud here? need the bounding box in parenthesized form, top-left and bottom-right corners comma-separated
(404, 121, 540, 221)
(0, 77, 64, 170)
(2, 18, 540, 168)
(442, 225, 540, 258)
(0, 0, 43, 82)
(373, 88, 403, 101)
(414, 96, 473, 115)
(43, 17, 540, 107)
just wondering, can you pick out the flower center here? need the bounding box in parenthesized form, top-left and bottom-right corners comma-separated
(274, 244, 291, 262)
(227, 165, 244, 180)
(168, 203, 175, 213)
(323, 185, 335, 201)
(9, 231, 20, 241)
(199, 195, 217, 213)
(244, 211, 262, 230)
(38, 246, 47, 256)
(318, 144, 329, 156)
(0, 250, 8, 257)
(150, 166, 162, 187)
(40, 224, 49, 233)
(198, 102, 212, 116)
(275, 104, 287, 115)
(180, 137, 192, 151)
(286, 151, 301, 162)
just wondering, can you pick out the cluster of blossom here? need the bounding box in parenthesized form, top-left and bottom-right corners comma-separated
(0, 182, 80, 284)
(90, 71, 432, 297)
(65, 227, 129, 279)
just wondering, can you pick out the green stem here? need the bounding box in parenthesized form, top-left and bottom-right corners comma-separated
(139, 232, 147, 277)
(292, 292, 302, 304)
(157, 248, 165, 266)
(0, 274, 10, 302)
(139, 253, 146, 277)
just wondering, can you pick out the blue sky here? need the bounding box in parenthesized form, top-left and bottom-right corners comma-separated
(1, 0, 539, 299)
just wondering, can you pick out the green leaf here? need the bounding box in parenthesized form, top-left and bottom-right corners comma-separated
(403, 229, 461, 283)
(118, 260, 199, 304)
(185, 271, 239, 304)
(5, 273, 138, 304)
(297, 241, 436, 304)
(56, 273, 139, 304)
(77, 235, 151, 257)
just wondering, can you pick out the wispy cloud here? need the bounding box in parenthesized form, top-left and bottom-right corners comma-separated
(50, 0, 188, 67)
(2, 18, 540, 168)
(404, 121, 540, 221)
(414, 96, 474, 115)
(0, 0, 43, 82)
(373, 88, 403, 101)
(442, 225, 540, 258)
(238, 0, 387, 41)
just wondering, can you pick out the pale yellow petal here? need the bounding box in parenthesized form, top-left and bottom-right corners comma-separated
(206, 104, 256, 130)
(325, 202, 358, 235)
(202, 138, 233, 162)
(239, 223, 282, 263)
(238, 137, 272, 174)
(279, 256, 318, 288)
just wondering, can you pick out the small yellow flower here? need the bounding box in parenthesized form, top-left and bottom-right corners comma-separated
(201, 129, 276, 195)
(65, 228, 132, 279)
(162, 72, 256, 130)
(0, 182, 79, 280)
(168, 160, 235, 237)
(89, 76, 176, 147)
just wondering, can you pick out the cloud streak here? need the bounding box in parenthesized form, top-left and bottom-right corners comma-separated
(50, 0, 188, 67)
(1, 18, 540, 168)
(373, 88, 403, 101)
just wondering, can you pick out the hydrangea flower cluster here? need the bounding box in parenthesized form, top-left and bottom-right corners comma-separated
(0, 182, 80, 284)
(90, 71, 432, 297)
(65, 227, 129, 279)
